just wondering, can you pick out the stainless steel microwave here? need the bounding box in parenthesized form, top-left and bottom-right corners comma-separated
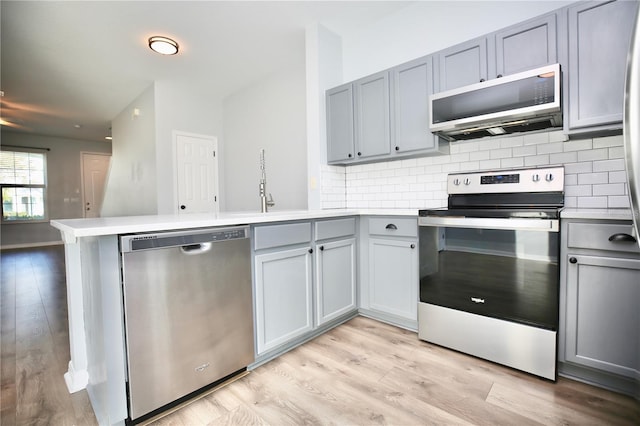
(429, 63, 562, 141)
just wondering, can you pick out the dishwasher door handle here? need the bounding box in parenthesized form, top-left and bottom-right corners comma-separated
(180, 242, 213, 255)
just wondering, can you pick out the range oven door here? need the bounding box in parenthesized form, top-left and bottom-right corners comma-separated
(418, 216, 560, 330)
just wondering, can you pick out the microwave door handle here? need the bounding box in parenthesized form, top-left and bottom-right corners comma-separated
(418, 216, 559, 232)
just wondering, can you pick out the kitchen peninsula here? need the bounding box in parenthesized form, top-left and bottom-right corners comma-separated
(50, 209, 417, 425)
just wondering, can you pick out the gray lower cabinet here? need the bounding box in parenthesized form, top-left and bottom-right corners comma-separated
(253, 218, 358, 358)
(566, 0, 639, 132)
(565, 254, 640, 377)
(560, 218, 640, 395)
(359, 216, 419, 329)
(315, 237, 357, 325)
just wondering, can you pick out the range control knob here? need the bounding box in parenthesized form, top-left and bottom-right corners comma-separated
(545, 173, 554, 182)
(463, 178, 471, 186)
(453, 178, 461, 186)
(532, 174, 540, 182)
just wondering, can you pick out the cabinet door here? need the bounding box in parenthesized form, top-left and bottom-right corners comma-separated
(254, 247, 313, 354)
(369, 238, 418, 321)
(326, 83, 355, 163)
(565, 254, 640, 378)
(495, 13, 558, 77)
(354, 71, 391, 159)
(315, 238, 357, 325)
(567, 0, 638, 130)
(390, 56, 439, 154)
(437, 36, 489, 92)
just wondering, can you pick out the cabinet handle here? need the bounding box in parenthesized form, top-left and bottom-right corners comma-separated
(608, 233, 637, 243)
(496, 74, 503, 78)
(319, 246, 324, 251)
(410, 244, 415, 249)
(385, 224, 397, 230)
(569, 257, 578, 264)
(180, 205, 186, 210)
(357, 152, 362, 156)
(395, 146, 399, 151)
(480, 78, 486, 82)
(308, 248, 313, 254)
(348, 153, 352, 158)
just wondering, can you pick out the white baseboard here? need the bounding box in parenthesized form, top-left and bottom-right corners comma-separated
(1, 240, 63, 250)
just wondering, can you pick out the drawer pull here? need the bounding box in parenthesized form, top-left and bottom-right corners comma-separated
(608, 233, 637, 243)
(385, 224, 398, 230)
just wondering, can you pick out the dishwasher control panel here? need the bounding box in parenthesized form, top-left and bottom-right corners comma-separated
(121, 226, 249, 252)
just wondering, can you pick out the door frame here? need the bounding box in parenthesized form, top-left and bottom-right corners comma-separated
(80, 151, 111, 218)
(172, 130, 220, 214)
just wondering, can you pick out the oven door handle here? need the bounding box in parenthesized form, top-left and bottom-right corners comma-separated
(418, 216, 559, 232)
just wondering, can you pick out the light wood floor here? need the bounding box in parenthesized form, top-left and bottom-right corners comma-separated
(2, 246, 639, 425)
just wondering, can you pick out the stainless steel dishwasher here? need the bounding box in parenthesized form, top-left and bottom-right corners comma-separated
(120, 226, 254, 422)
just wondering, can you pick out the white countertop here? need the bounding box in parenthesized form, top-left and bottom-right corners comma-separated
(560, 208, 634, 221)
(50, 209, 418, 242)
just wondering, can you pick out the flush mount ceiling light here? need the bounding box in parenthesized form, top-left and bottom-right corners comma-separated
(148, 36, 179, 55)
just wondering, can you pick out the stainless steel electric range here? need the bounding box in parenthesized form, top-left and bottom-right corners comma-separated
(418, 166, 564, 380)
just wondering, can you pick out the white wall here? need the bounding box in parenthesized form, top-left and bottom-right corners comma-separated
(0, 131, 112, 248)
(101, 84, 157, 217)
(340, 0, 573, 81)
(222, 61, 308, 212)
(154, 80, 224, 214)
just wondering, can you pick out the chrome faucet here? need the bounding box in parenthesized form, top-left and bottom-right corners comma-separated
(259, 149, 275, 213)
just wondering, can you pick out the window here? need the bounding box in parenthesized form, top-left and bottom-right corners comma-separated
(0, 150, 47, 222)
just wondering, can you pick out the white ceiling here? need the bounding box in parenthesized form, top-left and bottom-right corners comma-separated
(0, 1, 410, 143)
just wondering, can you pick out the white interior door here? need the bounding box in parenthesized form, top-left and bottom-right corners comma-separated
(81, 152, 111, 218)
(175, 132, 219, 214)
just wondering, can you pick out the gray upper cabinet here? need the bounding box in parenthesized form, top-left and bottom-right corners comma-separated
(390, 56, 443, 155)
(354, 71, 391, 159)
(326, 83, 354, 162)
(566, 0, 638, 131)
(495, 12, 558, 77)
(437, 36, 490, 91)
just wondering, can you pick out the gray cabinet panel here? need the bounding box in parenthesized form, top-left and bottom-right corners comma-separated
(326, 83, 354, 162)
(254, 247, 313, 354)
(565, 254, 640, 377)
(368, 217, 418, 238)
(567, 0, 638, 130)
(254, 222, 311, 250)
(495, 13, 558, 77)
(369, 237, 418, 321)
(438, 37, 489, 91)
(567, 222, 640, 254)
(390, 57, 438, 154)
(354, 71, 391, 158)
(314, 217, 356, 241)
(316, 238, 357, 325)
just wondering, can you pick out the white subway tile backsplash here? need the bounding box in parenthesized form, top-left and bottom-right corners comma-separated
(608, 195, 631, 208)
(577, 148, 608, 162)
(563, 139, 593, 152)
(593, 159, 625, 172)
(592, 183, 625, 196)
(325, 134, 630, 211)
(577, 196, 608, 208)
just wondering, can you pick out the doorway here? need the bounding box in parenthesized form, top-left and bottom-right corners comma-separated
(81, 152, 111, 218)
(174, 131, 220, 214)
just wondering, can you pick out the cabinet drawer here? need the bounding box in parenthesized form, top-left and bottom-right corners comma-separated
(254, 222, 311, 250)
(567, 222, 640, 254)
(368, 217, 417, 238)
(315, 217, 356, 241)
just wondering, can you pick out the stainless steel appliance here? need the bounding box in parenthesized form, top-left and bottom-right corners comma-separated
(430, 63, 562, 141)
(120, 226, 254, 422)
(624, 6, 640, 248)
(418, 166, 564, 380)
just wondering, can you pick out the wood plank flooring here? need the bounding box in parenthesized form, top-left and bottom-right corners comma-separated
(2, 246, 639, 425)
